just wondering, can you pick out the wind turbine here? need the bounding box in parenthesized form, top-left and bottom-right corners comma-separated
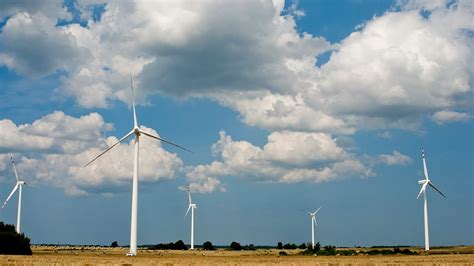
(184, 186, 197, 250)
(85, 74, 192, 256)
(2, 154, 35, 234)
(417, 146, 446, 251)
(301, 205, 322, 249)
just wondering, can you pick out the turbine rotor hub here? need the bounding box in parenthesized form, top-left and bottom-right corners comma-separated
(133, 127, 140, 135)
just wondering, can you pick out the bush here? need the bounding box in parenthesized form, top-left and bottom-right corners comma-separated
(279, 251, 288, 256)
(277, 242, 283, 249)
(202, 241, 215, 250)
(149, 240, 188, 250)
(111, 241, 118, 248)
(283, 243, 297, 250)
(298, 243, 307, 249)
(0, 222, 32, 255)
(230, 242, 242, 251)
(401, 248, 414, 255)
(243, 244, 256, 251)
(174, 240, 188, 250)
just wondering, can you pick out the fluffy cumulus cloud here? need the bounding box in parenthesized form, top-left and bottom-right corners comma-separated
(1, 0, 471, 130)
(432, 110, 471, 125)
(0, 11, 87, 77)
(379, 151, 412, 166)
(0, 112, 183, 196)
(185, 131, 372, 193)
(0, 0, 472, 194)
(315, 2, 473, 130)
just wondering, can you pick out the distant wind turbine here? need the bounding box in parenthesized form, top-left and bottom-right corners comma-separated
(301, 205, 322, 249)
(85, 74, 192, 256)
(184, 186, 197, 250)
(417, 146, 446, 251)
(2, 154, 35, 234)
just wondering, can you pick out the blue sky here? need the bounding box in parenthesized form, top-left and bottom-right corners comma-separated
(0, 0, 472, 247)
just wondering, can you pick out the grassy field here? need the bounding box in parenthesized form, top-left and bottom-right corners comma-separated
(0, 246, 472, 265)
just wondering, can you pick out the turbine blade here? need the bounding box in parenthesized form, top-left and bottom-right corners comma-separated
(298, 209, 311, 215)
(24, 182, 38, 188)
(188, 190, 192, 205)
(185, 205, 191, 217)
(9, 153, 20, 181)
(84, 130, 134, 167)
(417, 182, 428, 199)
(428, 182, 446, 198)
(313, 216, 317, 226)
(130, 73, 137, 128)
(422, 146, 429, 180)
(2, 184, 19, 208)
(140, 130, 193, 153)
(314, 205, 323, 214)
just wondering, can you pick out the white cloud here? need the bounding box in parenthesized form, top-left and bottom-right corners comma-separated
(0, 0, 472, 194)
(0, 111, 111, 154)
(379, 150, 412, 166)
(0, 112, 183, 196)
(432, 110, 471, 125)
(185, 131, 373, 193)
(0, 12, 87, 77)
(0, 0, 70, 20)
(2, 0, 471, 133)
(316, 6, 473, 130)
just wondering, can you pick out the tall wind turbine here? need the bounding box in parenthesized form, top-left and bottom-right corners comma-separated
(85, 74, 192, 256)
(184, 186, 197, 250)
(2, 154, 35, 234)
(301, 206, 322, 249)
(417, 146, 446, 251)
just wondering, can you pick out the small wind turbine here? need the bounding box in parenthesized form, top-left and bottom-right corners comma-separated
(184, 186, 197, 250)
(301, 205, 322, 249)
(417, 146, 446, 251)
(2, 154, 35, 234)
(85, 74, 192, 256)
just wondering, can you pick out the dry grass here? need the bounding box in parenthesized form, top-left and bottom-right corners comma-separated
(0, 246, 472, 265)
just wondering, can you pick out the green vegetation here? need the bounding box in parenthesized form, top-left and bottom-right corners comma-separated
(148, 240, 188, 250)
(229, 242, 242, 250)
(0, 222, 32, 255)
(300, 244, 416, 256)
(202, 241, 215, 250)
(242, 244, 256, 250)
(110, 241, 118, 248)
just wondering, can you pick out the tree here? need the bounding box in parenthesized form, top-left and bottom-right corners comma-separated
(202, 241, 215, 250)
(298, 243, 307, 249)
(277, 242, 283, 249)
(111, 241, 118, 248)
(0, 222, 32, 255)
(230, 242, 242, 250)
(314, 242, 321, 252)
(174, 240, 188, 250)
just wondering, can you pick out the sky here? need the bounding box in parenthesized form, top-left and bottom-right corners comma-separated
(0, 0, 472, 248)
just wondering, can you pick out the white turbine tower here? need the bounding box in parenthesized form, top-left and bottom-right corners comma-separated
(417, 146, 446, 251)
(184, 187, 197, 250)
(2, 154, 35, 234)
(301, 206, 322, 249)
(85, 75, 192, 256)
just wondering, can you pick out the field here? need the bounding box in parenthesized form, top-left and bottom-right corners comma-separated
(0, 246, 473, 265)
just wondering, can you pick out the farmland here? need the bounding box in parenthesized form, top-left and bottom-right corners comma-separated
(0, 245, 473, 265)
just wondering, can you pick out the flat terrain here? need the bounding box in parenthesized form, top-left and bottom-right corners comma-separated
(0, 246, 473, 265)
